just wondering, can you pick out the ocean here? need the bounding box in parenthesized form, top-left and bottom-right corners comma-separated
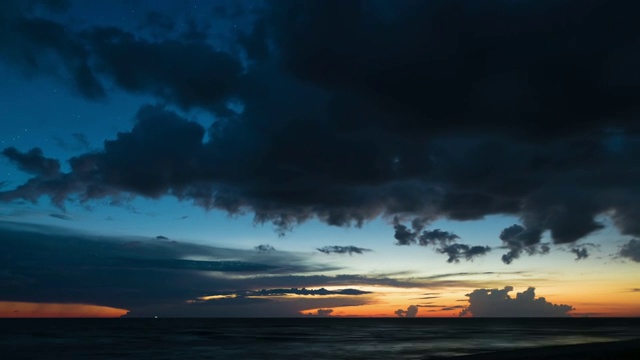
(1, 318, 639, 359)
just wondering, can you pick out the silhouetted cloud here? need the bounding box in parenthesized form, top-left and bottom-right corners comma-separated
(437, 244, 491, 263)
(315, 308, 333, 317)
(619, 239, 640, 262)
(2, 147, 60, 177)
(255, 244, 276, 253)
(205, 288, 371, 297)
(2, 1, 640, 259)
(393, 217, 459, 247)
(499, 224, 551, 264)
(393, 218, 488, 263)
(570, 247, 589, 260)
(460, 286, 574, 317)
(316, 246, 371, 255)
(156, 235, 169, 240)
(394, 305, 418, 318)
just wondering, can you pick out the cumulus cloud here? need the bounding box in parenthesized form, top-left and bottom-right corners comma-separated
(394, 305, 418, 318)
(619, 239, 640, 262)
(1, 0, 640, 258)
(499, 224, 551, 264)
(460, 286, 574, 317)
(316, 246, 371, 255)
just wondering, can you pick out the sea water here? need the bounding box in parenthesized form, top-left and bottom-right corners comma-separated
(1, 318, 639, 359)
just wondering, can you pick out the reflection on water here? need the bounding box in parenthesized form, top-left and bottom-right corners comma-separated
(1, 318, 639, 359)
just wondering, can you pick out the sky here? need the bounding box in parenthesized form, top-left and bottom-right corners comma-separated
(0, 0, 639, 318)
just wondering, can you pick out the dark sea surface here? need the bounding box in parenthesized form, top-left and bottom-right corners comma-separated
(1, 318, 639, 359)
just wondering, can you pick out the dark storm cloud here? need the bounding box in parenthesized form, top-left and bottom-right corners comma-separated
(618, 239, 640, 262)
(437, 244, 491, 264)
(316, 246, 371, 255)
(2, 147, 60, 177)
(394, 305, 418, 318)
(1, 2, 243, 111)
(26, 0, 70, 13)
(2, 0, 640, 259)
(0, 12, 106, 99)
(460, 286, 574, 317)
(86, 27, 243, 112)
(140, 11, 175, 34)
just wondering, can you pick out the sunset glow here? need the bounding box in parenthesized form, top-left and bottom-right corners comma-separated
(0, 302, 128, 318)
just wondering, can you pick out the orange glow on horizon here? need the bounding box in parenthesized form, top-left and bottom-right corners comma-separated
(0, 301, 128, 318)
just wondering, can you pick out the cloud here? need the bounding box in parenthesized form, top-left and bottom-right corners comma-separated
(0, 10, 105, 99)
(437, 244, 491, 263)
(49, 213, 71, 221)
(155, 235, 169, 240)
(394, 305, 418, 318)
(499, 224, 551, 264)
(316, 246, 371, 255)
(0, 222, 517, 315)
(255, 244, 276, 253)
(460, 286, 574, 317)
(393, 217, 459, 247)
(619, 239, 640, 262)
(2, 1, 640, 257)
(570, 247, 589, 260)
(2, 147, 60, 177)
(393, 218, 488, 263)
(86, 27, 243, 112)
(315, 308, 333, 317)
(204, 288, 371, 297)
(0, 221, 341, 312)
